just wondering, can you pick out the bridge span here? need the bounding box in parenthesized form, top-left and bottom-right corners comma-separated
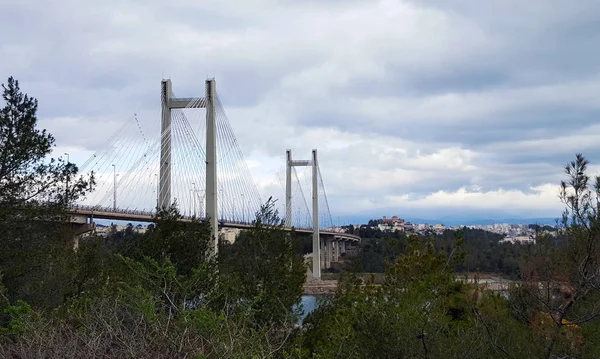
(69, 205, 360, 270)
(74, 78, 360, 279)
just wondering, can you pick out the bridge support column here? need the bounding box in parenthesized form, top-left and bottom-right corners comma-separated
(329, 240, 335, 263)
(159, 80, 173, 210)
(320, 237, 326, 272)
(161, 78, 218, 254)
(333, 240, 340, 262)
(312, 149, 320, 279)
(286, 149, 321, 279)
(324, 238, 331, 269)
(205, 79, 218, 254)
(285, 150, 292, 227)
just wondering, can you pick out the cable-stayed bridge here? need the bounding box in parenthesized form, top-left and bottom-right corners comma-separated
(68, 78, 359, 279)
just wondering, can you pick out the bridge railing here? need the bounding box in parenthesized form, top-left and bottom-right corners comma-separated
(68, 205, 351, 234)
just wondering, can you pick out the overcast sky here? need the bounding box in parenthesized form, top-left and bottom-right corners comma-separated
(2, 0, 600, 223)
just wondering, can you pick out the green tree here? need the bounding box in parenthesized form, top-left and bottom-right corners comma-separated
(217, 198, 306, 328)
(507, 154, 600, 358)
(138, 204, 213, 276)
(0, 77, 94, 308)
(0, 76, 91, 205)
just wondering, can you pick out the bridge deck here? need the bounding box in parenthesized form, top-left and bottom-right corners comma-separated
(69, 207, 360, 242)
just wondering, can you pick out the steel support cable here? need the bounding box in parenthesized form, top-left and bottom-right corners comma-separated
(97, 135, 154, 209)
(179, 111, 205, 218)
(134, 113, 150, 149)
(215, 106, 246, 222)
(88, 135, 140, 207)
(87, 113, 151, 183)
(87, 135, 134, 203)
(109, 135, 161, 211)
(177, 112, 205, 217)
(128, 137, 160, 211)
(152, 124, 175, 208)
(78, 109, 157, 209)
(177, 95, 216, 219)
(214, 111, 227, 220)
(101, 122, 163, 208)
(176, 114, 206, 217)
(174, 114, 191, 216)
(317, 165, 333, 229)
(172, 114, 190, 214)
(302, 164, 314, 229)
(216, 113, 240, 222)
(221, 138, 246, 221)
(175, 110, 207, 217)
(171, 111, 186, 214)
(293, 166, 310, 229)
(80, 114, 137, 172)
(84, 110, 158, 210)
(116, 128, 153, 199)
(156, 116, 175, 197)
(177, 110, 207, 189)
(215, 94, 262, 207)
(177, 110, 207, 163)
(226, 144, 262, 215)
(115, 139, 147, 210)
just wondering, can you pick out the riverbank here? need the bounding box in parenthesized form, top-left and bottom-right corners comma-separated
(303, 279, 337, 295)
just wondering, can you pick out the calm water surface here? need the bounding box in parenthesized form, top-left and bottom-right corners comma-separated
(297, 295, 324, 324)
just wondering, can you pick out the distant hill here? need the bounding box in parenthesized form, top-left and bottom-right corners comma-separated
(337, 215, 560, 227)
(453, 218, 559, 226)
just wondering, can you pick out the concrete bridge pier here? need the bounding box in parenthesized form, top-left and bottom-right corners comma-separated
(70, 214, 96, 250)
(331, 241, 335, 263)
(321, 237, 331, 270)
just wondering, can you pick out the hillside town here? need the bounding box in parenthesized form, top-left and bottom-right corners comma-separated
(327, 215, 559, 244)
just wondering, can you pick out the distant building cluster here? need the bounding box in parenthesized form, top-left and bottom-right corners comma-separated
(377, 215, 448, 235)
(326, 215, 559, 244)
(467, 223, 543, 243)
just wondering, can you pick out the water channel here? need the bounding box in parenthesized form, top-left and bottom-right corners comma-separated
(297, 295, 323, 324)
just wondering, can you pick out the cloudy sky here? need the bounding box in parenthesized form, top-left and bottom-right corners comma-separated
(3, 0, 600, 224)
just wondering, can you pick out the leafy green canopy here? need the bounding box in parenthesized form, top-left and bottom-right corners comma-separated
(0, 77, 94, 308)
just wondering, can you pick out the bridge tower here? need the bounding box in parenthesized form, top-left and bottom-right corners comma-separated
(160, 79, 218, 253)
(286, 149, 321, 280)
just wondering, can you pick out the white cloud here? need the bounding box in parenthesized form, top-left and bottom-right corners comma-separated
(390, 184, 562, 213)
(2, 0, 600, 222)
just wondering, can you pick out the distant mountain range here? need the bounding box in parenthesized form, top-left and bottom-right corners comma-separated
(439, 218, 560, 226)
(336, 215, 560, 227)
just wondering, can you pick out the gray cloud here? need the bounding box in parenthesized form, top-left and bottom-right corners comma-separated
(2, 0, 599, 221)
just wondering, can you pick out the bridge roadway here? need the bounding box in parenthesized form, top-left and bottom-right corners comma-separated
(68, 205, 359, 270)
(68, 206, 359, 241)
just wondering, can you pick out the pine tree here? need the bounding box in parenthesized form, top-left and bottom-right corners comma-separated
(0, 77, 92, 205)
(0, 77, 93, 308)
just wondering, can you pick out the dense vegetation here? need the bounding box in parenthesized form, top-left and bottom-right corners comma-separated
(2, 77, 600, 358)
(352, 227, 529, 277)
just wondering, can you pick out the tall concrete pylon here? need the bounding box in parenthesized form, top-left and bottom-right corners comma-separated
(285, 149, 321, 280)
(159, 78, 219, 254)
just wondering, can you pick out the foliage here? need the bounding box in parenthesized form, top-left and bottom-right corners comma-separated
(140, 204, 213, 276)
(505, 153, 600, 358)
(292, 233, 531, 358)
(217, 197, 306, 327)
(0, 77, 94, 308)
(0, 76, 93, 205)
(354, 226, 528, 277)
